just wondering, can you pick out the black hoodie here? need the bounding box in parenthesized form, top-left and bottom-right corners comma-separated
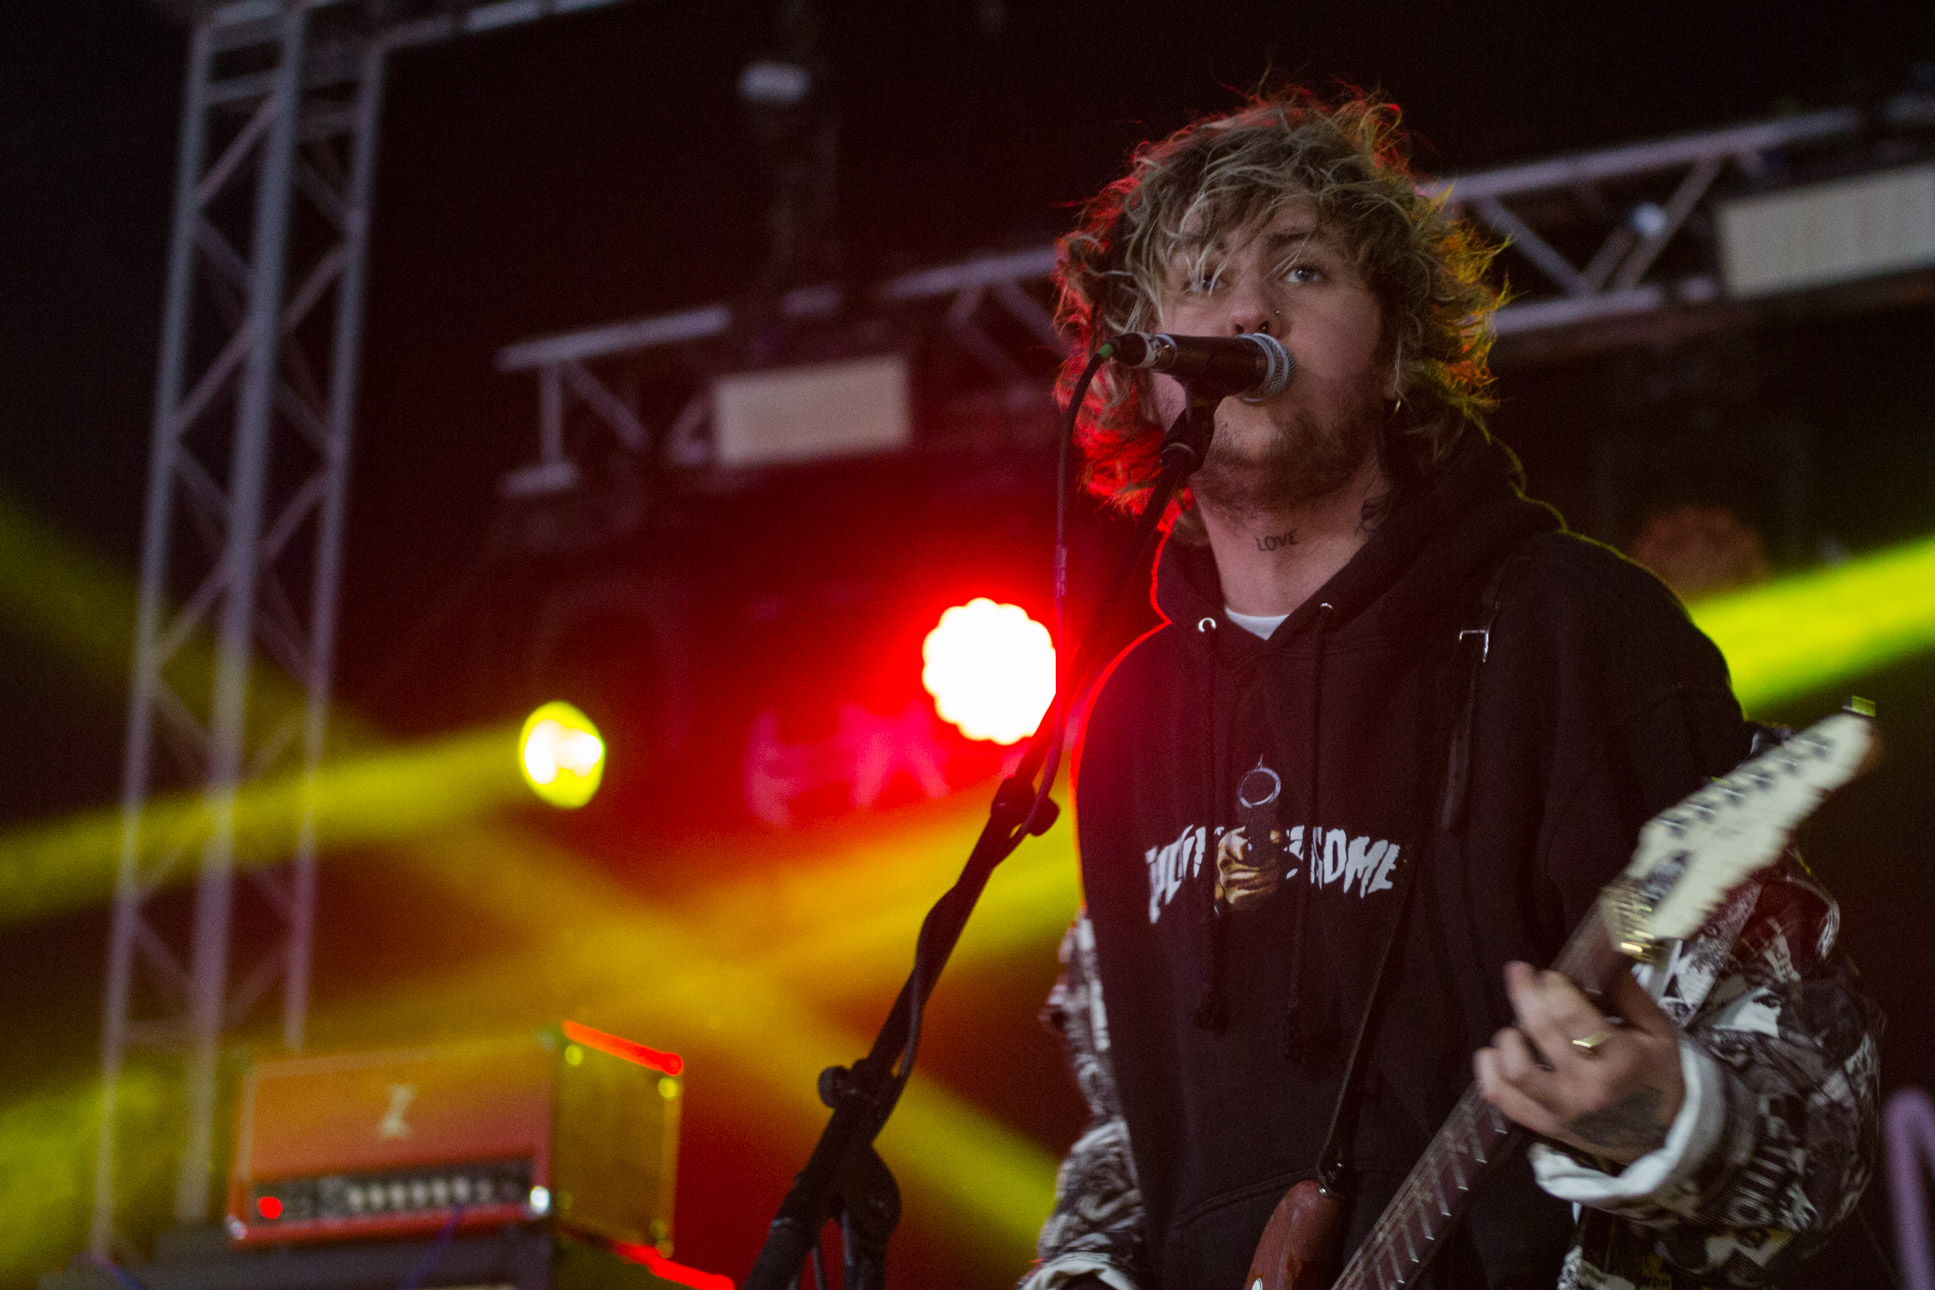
(1072, 434, 1752, 1290)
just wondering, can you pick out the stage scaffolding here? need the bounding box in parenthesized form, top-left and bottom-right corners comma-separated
(93, 0, 639, 1258)
(494, 90, 1935, 487)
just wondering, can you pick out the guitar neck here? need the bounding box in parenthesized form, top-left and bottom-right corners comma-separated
(1316, 710, 1874, 1290)
(1331, 910, 1625, 1290)
(1330, 1086, 1518, 1290)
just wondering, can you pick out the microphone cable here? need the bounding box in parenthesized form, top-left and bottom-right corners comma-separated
(1024, 343, 1112, 841)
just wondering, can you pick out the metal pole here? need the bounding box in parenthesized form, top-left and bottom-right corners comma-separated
(98, 0, 645, 1255)
(284, 39, 387, 1052)
(175, 8, 308, 1224)
(92, 18, 217, 1258)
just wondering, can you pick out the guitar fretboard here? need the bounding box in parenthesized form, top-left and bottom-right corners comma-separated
(1331, 928, 1605, 1289)
(1331, 1087, 1519, 1290)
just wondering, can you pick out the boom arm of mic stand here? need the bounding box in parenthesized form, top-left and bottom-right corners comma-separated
(743, 398, 1213, 1290)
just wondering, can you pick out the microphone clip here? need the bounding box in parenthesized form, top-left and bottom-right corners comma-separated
(1159, 382, 1224, 471)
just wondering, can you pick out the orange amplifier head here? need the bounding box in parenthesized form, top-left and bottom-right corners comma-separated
(227, 1025, 682, 1251)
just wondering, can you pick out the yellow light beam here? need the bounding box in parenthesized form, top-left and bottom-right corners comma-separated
(0, 485, 357, 745)
(0, 1066, 179, 1284)
(0, 725, 525, 925)
(0, 474, 1073, 1279)
(0, 527, 1075, 1270)
(0, 486, 515, 925)
(292, 822, 1065, 1273)
(0, 486, 168, 697)
(1691, 531, 1935, 709)
(683, 780, 1083, 996)
(0, 810, 1072, 1288)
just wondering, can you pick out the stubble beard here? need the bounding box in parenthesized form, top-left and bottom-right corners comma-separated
(1188, 383, 1384, 522)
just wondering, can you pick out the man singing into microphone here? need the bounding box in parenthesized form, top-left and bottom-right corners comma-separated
(1023, 92, 1878, 1289)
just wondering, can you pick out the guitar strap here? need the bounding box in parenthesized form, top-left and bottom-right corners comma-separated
(1313, 544, 1519, 1194)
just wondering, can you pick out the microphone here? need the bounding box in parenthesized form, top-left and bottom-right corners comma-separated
(1105, 332, 1294, 398)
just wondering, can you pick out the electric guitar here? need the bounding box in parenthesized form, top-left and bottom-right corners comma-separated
(1244, 708, 1878, 1290)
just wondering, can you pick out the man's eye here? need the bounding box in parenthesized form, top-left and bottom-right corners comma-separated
(1283, 264, 1323, 285)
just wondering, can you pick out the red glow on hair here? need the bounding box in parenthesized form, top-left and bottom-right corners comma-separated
(607, 1240, 734, 1290)
(256, 1195, 283, 1220)
(562, 1020, 684, 1075)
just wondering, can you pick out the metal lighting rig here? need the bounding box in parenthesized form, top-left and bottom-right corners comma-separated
(93, 0, 640, 1259)
(494, 89, 1935, 489)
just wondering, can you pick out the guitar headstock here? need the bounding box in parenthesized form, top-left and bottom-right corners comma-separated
(1602, 707, 1877, 962)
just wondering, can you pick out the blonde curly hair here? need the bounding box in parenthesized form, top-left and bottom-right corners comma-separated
(1055, 90, 1504, 537)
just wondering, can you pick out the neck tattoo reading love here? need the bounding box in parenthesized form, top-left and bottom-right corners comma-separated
(1254, 529, 1298, 552)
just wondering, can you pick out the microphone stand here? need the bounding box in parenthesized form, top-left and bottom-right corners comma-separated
(744, 384, 1225, 1290)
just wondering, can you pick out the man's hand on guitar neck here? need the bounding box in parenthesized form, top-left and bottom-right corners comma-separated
(1473, 961, 1685, 1166)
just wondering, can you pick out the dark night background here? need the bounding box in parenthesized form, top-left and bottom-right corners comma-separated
(3, 1, 1935, 1287)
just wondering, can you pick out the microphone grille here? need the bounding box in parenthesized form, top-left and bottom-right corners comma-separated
(1242, 333, 1295, 398)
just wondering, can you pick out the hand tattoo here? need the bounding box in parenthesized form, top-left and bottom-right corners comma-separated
(1254, 529, 1297, 552)
(1566, 1085, 1669, 1154)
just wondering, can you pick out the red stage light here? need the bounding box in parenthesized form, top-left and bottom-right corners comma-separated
(921, 599, 1056, 744)
(256, 1195, 283, 1220)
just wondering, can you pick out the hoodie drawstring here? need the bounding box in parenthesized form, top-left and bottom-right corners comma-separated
(1282, 601, 1333, 1063)
(1191, 617, 1229, 1031)
(1192, 602, 1334, 1040)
